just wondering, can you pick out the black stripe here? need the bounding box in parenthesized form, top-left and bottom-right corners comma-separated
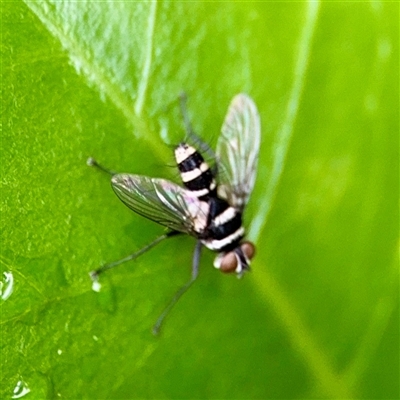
(219, 234, 244, 253)
(177, 149, 215, 198)
(207, 197, 230, 223)
(184, 169, 214, 191)
(210, 213, 242, 240)
(178, 151, 204, 172)
(204, 197, 243, 242)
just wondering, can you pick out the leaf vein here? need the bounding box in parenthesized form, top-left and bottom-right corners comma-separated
(248, 2, 353, 398)
(24, 0, 167, 160)
(134, 0, 158, 115)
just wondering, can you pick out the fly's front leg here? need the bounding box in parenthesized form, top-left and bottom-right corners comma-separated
(152, 240, 203, 335)
(87, 157, 118, 176)
(90, 231, 182, 290)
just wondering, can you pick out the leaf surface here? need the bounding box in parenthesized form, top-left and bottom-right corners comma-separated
(2, 2, 398, 399)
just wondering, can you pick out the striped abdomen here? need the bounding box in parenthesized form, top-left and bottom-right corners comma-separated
(201, 197, 244, 253)
(175, 143, 216, 199)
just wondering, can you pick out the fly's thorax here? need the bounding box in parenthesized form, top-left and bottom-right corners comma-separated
(174, 143, 216, 199)
(213, 241, 255, 275)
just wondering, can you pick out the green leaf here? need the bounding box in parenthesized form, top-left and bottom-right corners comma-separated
(2, 1, 398, 399)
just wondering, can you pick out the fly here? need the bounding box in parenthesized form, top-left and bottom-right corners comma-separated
(88, 93, 261, 335)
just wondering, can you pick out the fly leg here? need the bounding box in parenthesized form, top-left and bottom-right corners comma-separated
(152, 240, 203, 335)
(87, 158, 182, 284)
(87, 157, 118, 176)
(90, 231, 182, 285)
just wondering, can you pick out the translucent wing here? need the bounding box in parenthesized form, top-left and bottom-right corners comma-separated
(217, 93, 261, 211)
(111, 174, 209, 235)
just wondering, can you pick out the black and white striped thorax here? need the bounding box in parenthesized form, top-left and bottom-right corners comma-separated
(175, 143, 216, 199)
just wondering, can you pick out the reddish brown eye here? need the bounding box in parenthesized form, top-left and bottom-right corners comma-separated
(219, 252, 238, 273)
(241, 241, 255, 261)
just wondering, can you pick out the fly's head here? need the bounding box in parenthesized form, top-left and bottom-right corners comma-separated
(213, 241, 255, 277)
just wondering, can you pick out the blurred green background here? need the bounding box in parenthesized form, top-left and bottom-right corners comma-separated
(1, 1, 398, 399)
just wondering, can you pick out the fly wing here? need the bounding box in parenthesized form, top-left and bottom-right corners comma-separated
(111, 174, 209, 235)
(216, 94, 261, 211)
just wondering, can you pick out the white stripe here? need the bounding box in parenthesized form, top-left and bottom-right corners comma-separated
(189, 187, 210, 197)
(204, 227, 244, 251)
(213, 207, 236, 227)
(175, 144, 196, 164)
(181, 168, 202, 182)
(180, 162, 210, 182)
(200, 162, 209, 172)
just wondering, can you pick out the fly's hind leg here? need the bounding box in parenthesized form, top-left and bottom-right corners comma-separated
(152, 240, 203, 335)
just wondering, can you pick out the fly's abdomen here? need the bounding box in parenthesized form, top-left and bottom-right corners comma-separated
(175, 143, 216, 199)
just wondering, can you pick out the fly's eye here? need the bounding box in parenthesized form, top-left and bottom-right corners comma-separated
(217, 252, 238, 274)
(241, 241, 255, 261)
